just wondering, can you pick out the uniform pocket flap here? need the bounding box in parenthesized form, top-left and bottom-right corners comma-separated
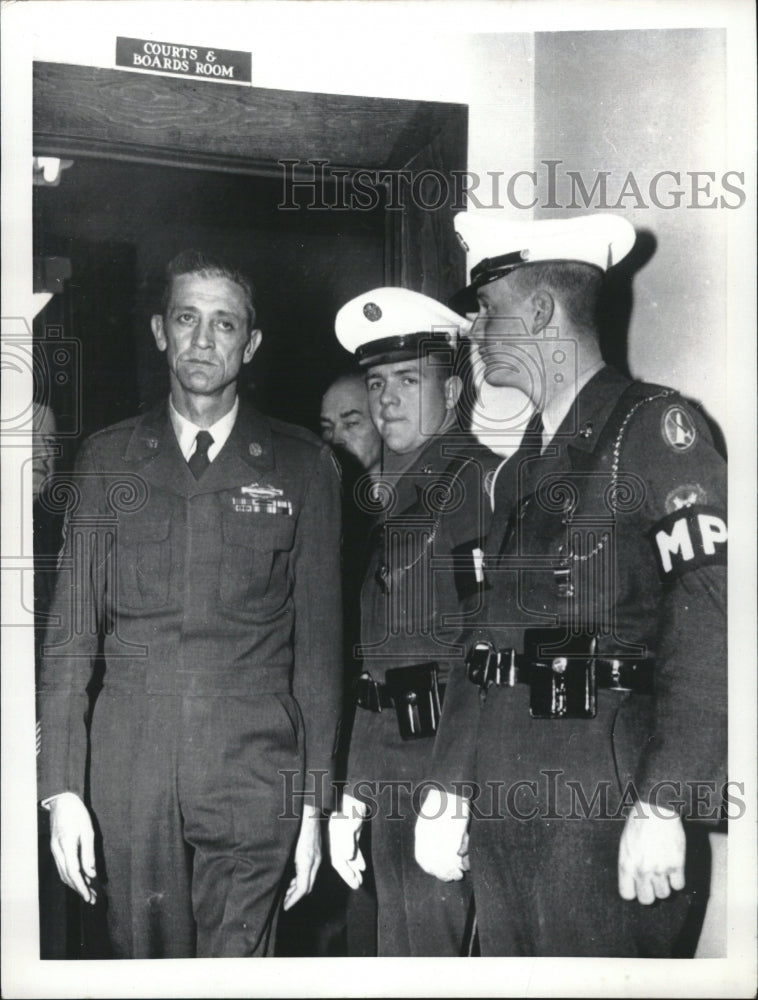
(118, 517, 171, 543)
(222, 514, 295, 550)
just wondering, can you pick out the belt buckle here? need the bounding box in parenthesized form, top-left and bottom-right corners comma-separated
(529, 655, 597, 719)
(355, 674, 382, 713)
(608, 659, 626, 691)
(606, 659, 654, 694)
(466, 641, 500, 691)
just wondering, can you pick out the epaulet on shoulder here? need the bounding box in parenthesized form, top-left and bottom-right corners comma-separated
(618, 381, 719, 456)
(84, 414, 142, 444)
(624, 379, 705, 419)
(267, 415, 324, 451)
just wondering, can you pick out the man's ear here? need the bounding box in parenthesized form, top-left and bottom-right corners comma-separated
(444, 374, 463, 410)
(150, 315, 167, 352)
(530, 290, 555, 335)
(243, 329, 263, 364)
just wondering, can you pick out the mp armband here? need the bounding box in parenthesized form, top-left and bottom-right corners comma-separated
(650, 504, 727, 580)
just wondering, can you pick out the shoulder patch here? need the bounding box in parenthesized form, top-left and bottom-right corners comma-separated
(649, 504, 727, 580)
(664, 483, 708, 514)
(661, 405, 697, 452)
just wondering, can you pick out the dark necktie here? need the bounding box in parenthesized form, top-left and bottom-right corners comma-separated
(188, 430, 214, 479)
(488, 408, 544, 554)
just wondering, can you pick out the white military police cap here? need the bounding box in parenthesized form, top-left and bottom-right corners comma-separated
(451, 211, 636, 313)
(335, 287, 468, 367)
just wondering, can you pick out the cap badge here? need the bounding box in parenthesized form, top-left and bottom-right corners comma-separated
(363, 302, 382, 322)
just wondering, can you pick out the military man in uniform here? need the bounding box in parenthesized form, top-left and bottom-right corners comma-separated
(415, 213, 727, 956)
(38, 250, 342, 958)
(329, 287, 498, 955)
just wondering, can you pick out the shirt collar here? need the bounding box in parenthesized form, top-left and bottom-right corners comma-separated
(380, 408, 459, 476)
(169, 395, 239, 462)
(542, 358, 605, 445)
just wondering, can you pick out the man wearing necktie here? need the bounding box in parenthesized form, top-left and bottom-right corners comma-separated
(415, 213, 727, 956)
(37, 250, 342, 957)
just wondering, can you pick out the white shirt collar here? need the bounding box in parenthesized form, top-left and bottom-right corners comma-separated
(169, 396, 239, 463)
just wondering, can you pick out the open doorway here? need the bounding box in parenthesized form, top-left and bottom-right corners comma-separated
(33, 58, 468, 960)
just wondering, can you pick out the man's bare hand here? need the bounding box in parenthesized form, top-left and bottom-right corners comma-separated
(48, 792, 97, 904)
(283, 803, 321, 911)
(618, 801, 686, 905)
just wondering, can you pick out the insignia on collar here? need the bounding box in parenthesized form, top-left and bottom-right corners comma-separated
(248, 442, 263, 457)
(146, 437, 159, 450)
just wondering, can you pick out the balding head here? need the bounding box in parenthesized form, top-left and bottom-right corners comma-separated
(320, 373, 382, 473)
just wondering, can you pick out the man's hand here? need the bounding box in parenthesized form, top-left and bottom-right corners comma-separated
(328, 793, 368, 890)
(283, 803, 322, 911)
(618, 801, 686, 905)
(414, 788, 470, 881)
(48, 792, 97, 904)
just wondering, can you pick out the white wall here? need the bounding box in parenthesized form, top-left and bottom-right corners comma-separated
(24, 3, 535, 193)
(3, 3, 756, 994)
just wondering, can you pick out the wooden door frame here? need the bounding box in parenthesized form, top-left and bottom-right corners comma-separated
(33, 61, 468, 296)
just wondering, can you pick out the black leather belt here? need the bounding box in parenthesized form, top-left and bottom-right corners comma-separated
(466, 637, 654, 719)
(354, 663, 446, 740)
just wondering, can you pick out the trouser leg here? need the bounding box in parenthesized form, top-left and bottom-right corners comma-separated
(346, 823, 377, 956)
(371, 785, 473, 956)
(470, 813, 692, 956)
(180, 694, 303, 957)
(89, 694, 195, 958)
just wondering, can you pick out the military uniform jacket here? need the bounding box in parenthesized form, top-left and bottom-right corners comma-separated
(432, 367, 727, 815)
(346, 426, 498, 789)
(37, 399, 343, 807)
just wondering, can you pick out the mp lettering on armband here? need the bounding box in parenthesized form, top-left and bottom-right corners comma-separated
(650, 504, 727, 580)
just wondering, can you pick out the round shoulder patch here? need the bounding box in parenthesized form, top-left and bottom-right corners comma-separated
(664, 483, 707, 514)
(661, 405, 697, 452)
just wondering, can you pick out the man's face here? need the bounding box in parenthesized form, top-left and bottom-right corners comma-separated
(151, 272, 261, 399)
(470, 276, 540, 392)
(366, 357, 453, 455)
(320, 380, 382, 471)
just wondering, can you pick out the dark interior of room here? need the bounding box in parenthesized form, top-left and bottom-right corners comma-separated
(33, 157, 388, 450)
